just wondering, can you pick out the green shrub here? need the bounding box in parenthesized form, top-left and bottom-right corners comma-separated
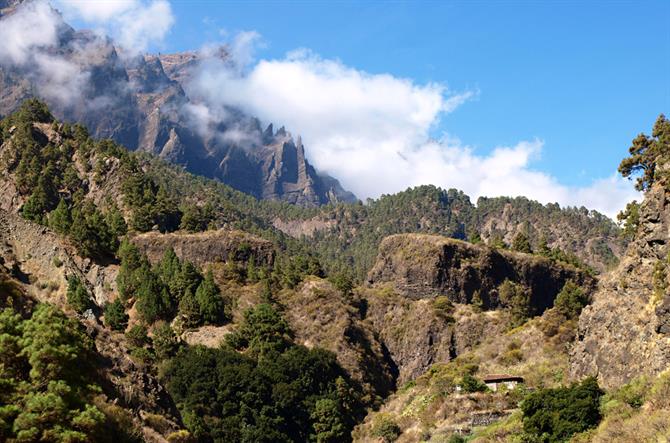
(372, 414, 401, 442)
(521, 376, 603, 442)
(461, 373, 488, 393)
(554, 281, 589, 319)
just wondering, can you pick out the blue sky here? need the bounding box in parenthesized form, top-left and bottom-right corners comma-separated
(164, 0, 669, 188)
(37, 0, 670, 214)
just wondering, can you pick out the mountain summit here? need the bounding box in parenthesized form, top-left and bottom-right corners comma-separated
(0, 2, 356, 206)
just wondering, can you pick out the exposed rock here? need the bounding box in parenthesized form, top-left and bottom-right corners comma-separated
(368, 233, 595, 313)
(571, 181, 670, 389)
(130, 229, 276, 268)
(0, 5, 356, 206)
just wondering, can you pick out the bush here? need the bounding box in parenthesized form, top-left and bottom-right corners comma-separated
(554, 281, 589, 319)
(461, 373, 488, 393)
(372, 414, 401, 442)
(126, 324, 149, 348)
(521, 376, 603, 442)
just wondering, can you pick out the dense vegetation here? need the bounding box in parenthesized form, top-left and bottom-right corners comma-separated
(618, 114, 670, 192)
(164, 304, 361, 442)
(521, 377, 603, 442)
(0, 303, 138, 442)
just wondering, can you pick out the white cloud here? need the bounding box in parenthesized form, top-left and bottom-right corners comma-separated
(186, 41, 638, 217)
(0, 0, 62, 64)
(0, 0, 91, 106)
(56, 0, 174, 54)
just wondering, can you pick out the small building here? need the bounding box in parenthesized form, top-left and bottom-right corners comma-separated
(483, 374, 524, 392)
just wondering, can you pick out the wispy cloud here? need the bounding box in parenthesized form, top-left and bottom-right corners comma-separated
(0, 0, 91, 106)
(55, 0, 174, 54)
(185, 35, 638, 217)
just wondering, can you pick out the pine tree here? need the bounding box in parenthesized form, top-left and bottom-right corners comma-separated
(195, 271, 224, 324)
(66, 276, 91, 313)
(48, 199, 71, 234)
(512, 232, 532, 253)
(103, 299, 128, 331)
(178, 288, 201, 328)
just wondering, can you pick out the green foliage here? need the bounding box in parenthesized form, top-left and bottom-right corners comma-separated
(116, 244, 224, 327)
(371, 414, 401, 442)
(104, 299, 128, 331)
(226, 303, 292, 356)
(66, 276, 91, 313)
(310, 398, 347, 442)
(329, 271, 354, 296)
(48, 198, 72, 234)
(490, 234, 508, 249)
(70, 200, 119, 258)
(512, 232, 533, 253)
(619, 114, 670, 191)
(460, 373, 488, 393)
(0, 303, 116, 442)
(554, 281, 589, 319)
(179, 203, 214, 232)
(125, 324, 149, 349)
(122, 168, 182, 233)
(135, 271, 173, 324)
(195, 271, 225, 324)
(617, 200, 640, 240)
(432, 296, 455, 322)
(152, 322, 179, 360)
(498, 280, 531, 327)
(521, 376, 603, 442)
(164, 316, 360, 443)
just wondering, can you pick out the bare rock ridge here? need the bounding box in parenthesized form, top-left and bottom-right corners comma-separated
(571, 178, 670, 388)
(131, 229, 275, 268)
(368, 233, 595, 312)
(0, 3, 356, 207)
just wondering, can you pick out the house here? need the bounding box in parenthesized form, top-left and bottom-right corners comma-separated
(483, 374, 524, 392)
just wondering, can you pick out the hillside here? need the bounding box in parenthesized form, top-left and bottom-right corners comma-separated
(2, 92, 669, 443)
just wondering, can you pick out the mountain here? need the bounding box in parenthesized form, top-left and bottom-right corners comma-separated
(0, 1, 356, 207)
(1, 97, 668, 442)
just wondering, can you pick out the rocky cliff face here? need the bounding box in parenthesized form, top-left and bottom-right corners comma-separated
(368, 233, 594, 312)
(131, 229, 275, 268)
(571, 180, 670, 388)
(359, 233, 595, 385)
(0, 3, 355, 207)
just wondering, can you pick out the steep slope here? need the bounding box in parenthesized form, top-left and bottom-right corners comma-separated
(363, 233, 595, 386)
(0, 1, 355, 206)
(571, 178, 670, 388)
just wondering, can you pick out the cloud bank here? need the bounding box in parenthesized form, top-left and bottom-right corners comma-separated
(56, 0, 174, 54)
(188, 42, 638, 217)
(0, 0, 91, 106)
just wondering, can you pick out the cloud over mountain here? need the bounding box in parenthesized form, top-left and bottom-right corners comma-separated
(186, 36, 638, 217)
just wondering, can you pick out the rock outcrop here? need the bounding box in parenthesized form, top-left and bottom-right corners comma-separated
(368, 233, 595, 313)
(571, 180, 670, 388)
(130, 229, 275, 268)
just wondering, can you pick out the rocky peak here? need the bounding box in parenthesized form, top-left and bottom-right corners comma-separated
(0, 4, 356, 207)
